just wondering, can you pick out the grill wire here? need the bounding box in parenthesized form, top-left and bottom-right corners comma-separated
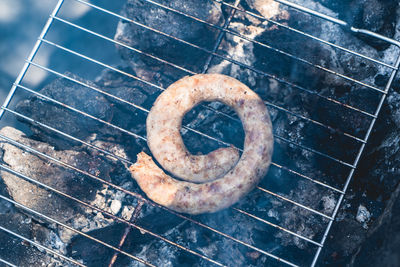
(0, 0, 399, 266)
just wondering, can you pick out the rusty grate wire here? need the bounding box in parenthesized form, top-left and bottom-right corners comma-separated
(0, 0, 399, 266)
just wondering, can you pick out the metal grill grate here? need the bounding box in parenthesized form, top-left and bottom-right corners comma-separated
(0, 0, 399, 266)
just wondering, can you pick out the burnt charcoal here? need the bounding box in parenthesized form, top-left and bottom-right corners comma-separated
(94, 66, 158, 138)
(67, 211, 183, 267)
(0, 175, 13, 215)
(67, 224, 128, 267)
(138, 208, 185, 235)
(95, 66, 158, 108)
(320, 216, 369, 265)
(351, 184, 400, 267)
(91, 67, 160, 159)
(387, 91, 400, 129)
(181, 102, 245, 154)
(251, 3, 380, 97)
(114, 0, 225, 75)
(15, 73, 113, 150)
(318, 86, 400, 265)
(349, 91, 400, 202)
(67, 204, 202, 267)
(0, 126, 112, 223)
(0, 212, 57, 267)
(235, 179, 334, 252)
(14, 70, 149, 156)
(315, 0, 398, 50)
(349, 0, 397, 51)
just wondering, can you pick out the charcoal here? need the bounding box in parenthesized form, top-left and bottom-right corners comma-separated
(351, 183, 400, 267)
(0, 212, 57, 267)
(67, 224, 129, 267)
(66, 209, 184, 267)
(94, 66, 158, 139)
(315, 0, 398, 50)
(0, 126, 112, 223)
(317, 86, 400, 265)
(0, 126, 148, 254)
(114, 0, 225, 76)
(15, 73, 113, 150)
(251, 0, 380, 94)
(14, 71, 150, 156)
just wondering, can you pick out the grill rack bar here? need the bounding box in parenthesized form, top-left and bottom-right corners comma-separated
(71, 0, 378, 119)
(47, 12, 373, 145)
(49, 16, 239, 124)
(23, 59, 355, 183)
(137, 0, 391, 93)
(10, 57, 346, 195)
(14, 60, 350, 195)
(0, 257, 18, 267)
(0, 137, 302, 267)
(0, 222, 85, 267)
(0, 114, 334, 254)
(36, 37, 357, 167)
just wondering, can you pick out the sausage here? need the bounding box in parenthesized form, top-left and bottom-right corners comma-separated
(129, 74, 273, 214)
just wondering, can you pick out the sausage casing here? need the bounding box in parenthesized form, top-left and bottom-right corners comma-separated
(130, 74, 273, 214)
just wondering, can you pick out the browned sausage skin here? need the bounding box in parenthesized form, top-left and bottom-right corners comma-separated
(129, 74, 273, 214)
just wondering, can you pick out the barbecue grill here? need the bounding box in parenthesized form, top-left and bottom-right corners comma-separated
(0, 0, 399, 266)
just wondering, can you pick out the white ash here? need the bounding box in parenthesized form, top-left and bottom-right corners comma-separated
(321, 194, 337, 215)
(246, 0, 283, 20)
(46, 230, 68, 255)
(273, 180, 332, 249)
(90, 185, 129, 217)
(208, 21, 265, 87)
(356, 204, 371, 229)
(121, 205, 136, 220)
(110, 199, 122, 215)
(267, 209, 280, 220)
